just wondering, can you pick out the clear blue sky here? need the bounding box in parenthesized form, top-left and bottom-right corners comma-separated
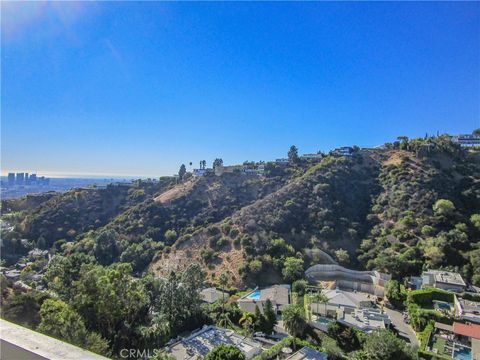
(2, 1, 479, 177)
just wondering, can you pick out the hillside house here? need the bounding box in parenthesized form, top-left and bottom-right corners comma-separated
(200, 288, 229, 304)
(309, 288, 374, 317)
(337, 308, 391, 333)
(238, 285, 290, 314)
(455, 296, 480, 324)
(422, 270, 467, 293)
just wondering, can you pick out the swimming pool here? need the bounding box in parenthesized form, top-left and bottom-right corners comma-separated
(433, 301, 451, 311)
(246, 290, 261, 300)
(453, 346, 471, 360)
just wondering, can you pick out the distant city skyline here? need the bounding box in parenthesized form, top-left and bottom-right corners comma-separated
(2, 2, 479, 177)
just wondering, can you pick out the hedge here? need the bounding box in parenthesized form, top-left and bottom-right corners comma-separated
(407, 288, 454, 306)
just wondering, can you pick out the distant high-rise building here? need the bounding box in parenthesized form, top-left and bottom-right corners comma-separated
(7, 173, 15, 186)
(16, 173, 25, 185)
(25, 173, 29, 185)
(30, 174, 37, 183)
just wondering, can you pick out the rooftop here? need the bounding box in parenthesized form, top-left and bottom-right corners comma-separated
(338, 308, 390, 332)
(286, 346, 328, 360)
(166, 326, 262, 359)
(317, 289, 374, 309)
(200, 288, 229, 304)
(453, 322, 480, 340)
(424, 270, 466, 287)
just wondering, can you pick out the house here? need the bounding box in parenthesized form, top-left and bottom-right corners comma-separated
(214, 165, 244, 176)
(200, 288, 229, 304)
(422, 270, 467, 293)
(165, 326, 262, 360)
(300, 153, 323, 161)
(275, 158, 289, 165)
(429, 322, 480, 359)
(337, 308, 391, 333)
(305, 264, 391, 297)
(455, 296, 480, 324)
(332, 147, 353, 157)
(193, 168, 213, 177)
(309, 288, 374, 317)
(451, 134, 480, 147)
(286, 346, 328, 360)
(237, 285, 290, 314)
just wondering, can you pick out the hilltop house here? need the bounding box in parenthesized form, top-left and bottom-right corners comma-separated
(300, 153, 323, 161)
(238, 285, 290, 315)
(332, 147, 353, 157)
(422, 270, 467, 293)
(451, 134, 480, 147)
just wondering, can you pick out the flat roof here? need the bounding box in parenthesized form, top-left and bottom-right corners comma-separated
(0, 319, 108, 360)
(166, 326, 261, 359)
(425, 270, 466, 286)
(286, 346, 328, 360)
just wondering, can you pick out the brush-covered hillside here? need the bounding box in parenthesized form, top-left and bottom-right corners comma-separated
(2, 134, 480, 288)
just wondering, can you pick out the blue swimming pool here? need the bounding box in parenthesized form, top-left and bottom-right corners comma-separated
(247, 290, 261, 300)
(453, 346, 472, 360)
(434, 301, 451, 311)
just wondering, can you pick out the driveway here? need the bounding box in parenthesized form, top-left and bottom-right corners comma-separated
(384, 307, 419, 347)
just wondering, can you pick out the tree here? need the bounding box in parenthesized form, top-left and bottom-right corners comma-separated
(93, 229, 119, 265)
(239, 312, 255, 337)
(470, 214, 480, 231)
(213, 158, 224, 169)
(433, 199, 455, 218)
(205, 345, 245, 360)
(288, 145, 300, 164)
(178, 164, 186, 180)
(312, 290, 328, 316)
(334, 249, 350, 265)
(473, 128, 480, 136)
(362, 329, 418, 360)
(282, 257, 304, 282)
(262, 299, 277, 333)
(384, 280, 405, 309)
(292, 280, 308, 296)
(282, 304, 306, 349)
(72, 263, 148, 352)
(38, 299, 110, 356)
(200, 160, 207, 169)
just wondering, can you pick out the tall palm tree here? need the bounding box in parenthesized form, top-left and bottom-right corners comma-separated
(282, 304, 306, 350)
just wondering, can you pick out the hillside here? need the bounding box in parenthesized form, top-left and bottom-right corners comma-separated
(2, 135, 480, 288)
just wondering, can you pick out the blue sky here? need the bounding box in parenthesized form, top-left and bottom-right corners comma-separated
(2, 1, 479, 177)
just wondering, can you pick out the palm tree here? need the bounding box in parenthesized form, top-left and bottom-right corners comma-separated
(239, 313, 255, 337)
(282, 304, 306, 350)
(312, 291, 329, 317)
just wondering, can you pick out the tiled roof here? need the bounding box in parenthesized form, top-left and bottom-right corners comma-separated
(453, 322, 480, 340)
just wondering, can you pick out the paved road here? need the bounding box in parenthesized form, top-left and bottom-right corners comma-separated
(384, 307, 419, 347)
